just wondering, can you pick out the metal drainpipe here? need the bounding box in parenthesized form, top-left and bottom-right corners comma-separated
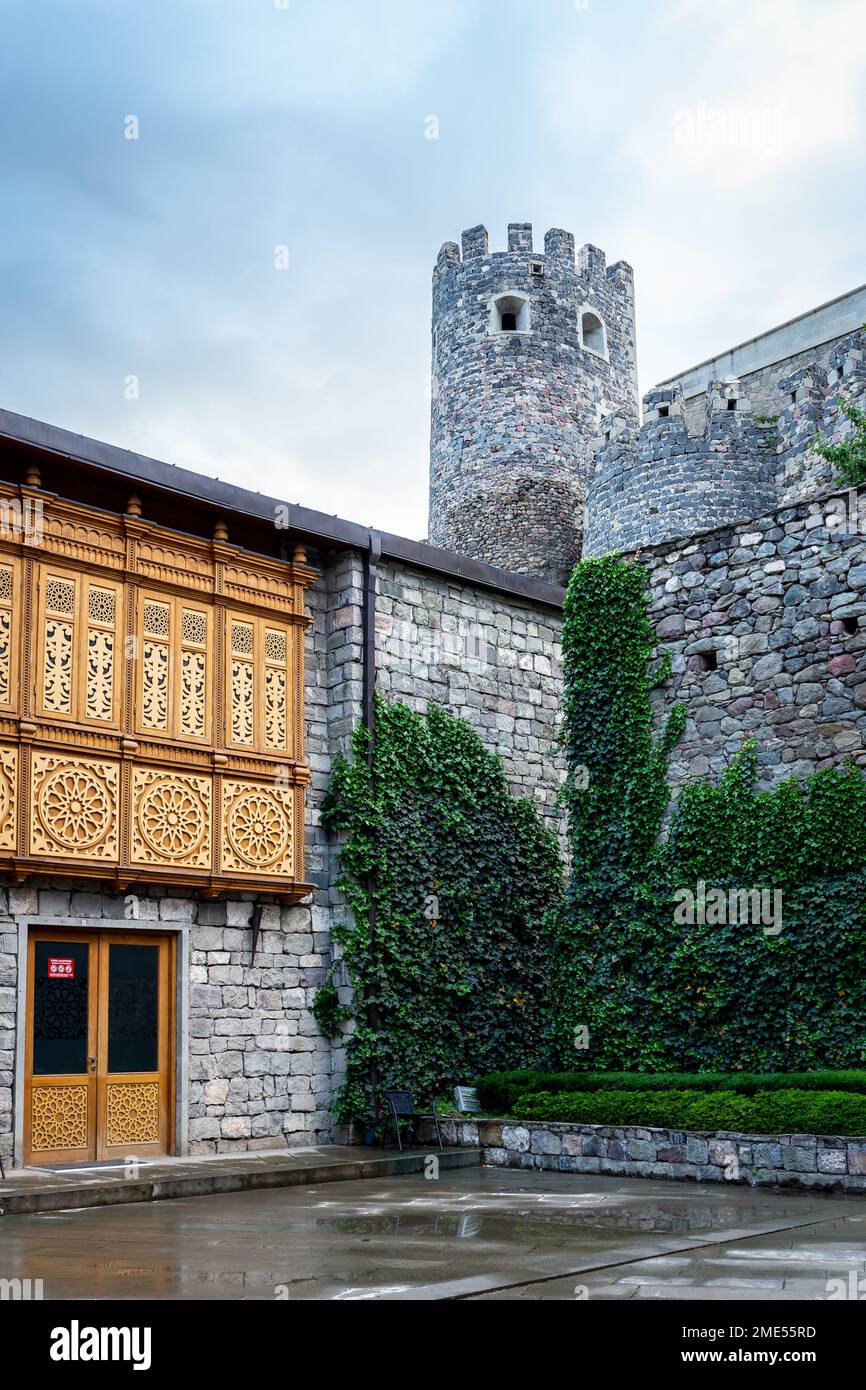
(362, 532, 383, 1121)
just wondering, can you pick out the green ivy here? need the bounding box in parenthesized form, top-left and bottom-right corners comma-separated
(549, 554, 866, 1072)
(813, 395, 866, 488)
(311, 976, 352, 1038)
(322, 697, 563, 1124)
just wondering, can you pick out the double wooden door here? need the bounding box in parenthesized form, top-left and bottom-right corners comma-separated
(24, 930, 173, 1165)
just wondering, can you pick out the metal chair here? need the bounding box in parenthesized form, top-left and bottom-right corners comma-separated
(384, 1089, 443, 1153)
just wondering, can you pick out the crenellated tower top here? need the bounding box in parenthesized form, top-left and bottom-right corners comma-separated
(428, 222, 638, 584)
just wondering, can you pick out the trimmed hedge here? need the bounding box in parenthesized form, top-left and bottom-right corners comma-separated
(518, 1088, 866, 1135)
(477, 1069, 866, 1115)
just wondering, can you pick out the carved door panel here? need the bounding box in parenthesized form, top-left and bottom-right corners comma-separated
(25, 931, 173, 1165)
(95, 934, 172, 1160)
(25, 933, 98, 1165)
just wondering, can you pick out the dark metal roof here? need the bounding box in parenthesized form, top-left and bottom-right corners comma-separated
(0, 408, 565, 609)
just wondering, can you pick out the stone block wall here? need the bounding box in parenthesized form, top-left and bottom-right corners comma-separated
(585, 380, 778, 556)
(641, 485, 866, 792)
(428, 222, 638, 583)
(677, 331, 864, 438)
(374, 558, 566, 822)
(303, 548, 567, 846)
(586, 331, 866, 557)
(0, 879, 334, 1166)
(418, 1118, 866, 1194)
(775, 335, 866, 506)
(0, 892, 15, 1163)
(300, 547, 568, 1114)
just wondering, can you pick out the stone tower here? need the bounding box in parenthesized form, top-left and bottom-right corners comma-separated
(427, 222, 639, 585)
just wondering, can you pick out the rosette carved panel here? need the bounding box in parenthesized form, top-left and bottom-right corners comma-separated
(221, 779, 294, 877)
(30, 755, 119, 861)
(131, 768, 212, 869)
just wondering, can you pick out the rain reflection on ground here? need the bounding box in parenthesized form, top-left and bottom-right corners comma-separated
(4, 1167, 865, 1301)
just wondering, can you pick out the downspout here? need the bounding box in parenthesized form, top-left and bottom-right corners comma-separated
(361, 531, 383, 1121)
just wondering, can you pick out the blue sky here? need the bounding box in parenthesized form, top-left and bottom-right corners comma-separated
(1, 0, 864, 538)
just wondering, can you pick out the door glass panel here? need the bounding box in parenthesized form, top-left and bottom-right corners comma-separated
(108, 944, 159, 1073)
(33, 940, 90, 1075)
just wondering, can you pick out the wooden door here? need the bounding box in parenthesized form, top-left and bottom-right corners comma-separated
(25, 930, 173, 1165)
(25, 932, 99, 1165)
(95, 933, 172, 1160)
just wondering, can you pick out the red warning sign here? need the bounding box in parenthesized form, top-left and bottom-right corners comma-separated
(48, 957, 75, 979)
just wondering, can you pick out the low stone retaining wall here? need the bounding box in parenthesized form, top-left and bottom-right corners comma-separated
(419, 1118, 866, 1194)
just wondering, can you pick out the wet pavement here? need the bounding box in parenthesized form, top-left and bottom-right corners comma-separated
(2, 1167, 865, 1301)
(0, 1144, 478, 1214)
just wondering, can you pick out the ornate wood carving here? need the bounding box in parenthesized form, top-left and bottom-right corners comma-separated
(0, 746, 17, 851)
(31, 1085, 89, 1151)
(221, 778, 294, 877)
(105, 1082, 160, 1146)
(0, 481, 315, 897)
(30, 754, 120, 860)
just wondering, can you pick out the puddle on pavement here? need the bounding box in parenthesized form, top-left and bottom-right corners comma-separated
(3, 1169, 857, 1302)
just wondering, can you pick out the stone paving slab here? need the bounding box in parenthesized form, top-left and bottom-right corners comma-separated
(0, 1145, 479, 1216)
(3, 1164, 865, 1301)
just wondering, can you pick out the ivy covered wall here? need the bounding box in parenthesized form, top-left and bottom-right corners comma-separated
(548, 554, 866, 1072)
(321, 557, 866, 1119)
(321, 698, 562, 1123)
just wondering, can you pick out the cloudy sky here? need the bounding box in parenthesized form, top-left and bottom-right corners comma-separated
(1, 0, 864, 538)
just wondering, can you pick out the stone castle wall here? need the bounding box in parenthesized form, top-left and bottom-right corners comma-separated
(585, 331, 866, 557)
(658, 282, 866, 436)
(302, 548, 568, 1123)
(585, 380, 779, 556)
(680, 336, 847, 437)
(643, 485, 866, 793)
(428, 222, 638, 584)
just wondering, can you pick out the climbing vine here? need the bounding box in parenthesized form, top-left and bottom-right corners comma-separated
(322, 697, 563, 1123)
(548, 554, 866, 1072)
(322, 558, 866, 1115)
(814, 396, 866, 488)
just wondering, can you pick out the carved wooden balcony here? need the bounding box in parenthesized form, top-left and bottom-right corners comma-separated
(0, 479, 315, 900)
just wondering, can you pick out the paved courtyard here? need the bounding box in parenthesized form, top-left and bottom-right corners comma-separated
(3, 1166, 866, 1300)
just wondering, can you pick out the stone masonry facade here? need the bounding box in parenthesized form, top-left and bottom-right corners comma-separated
(2, 542, 568, 1168)
(586, 330, 866, 557)
(643, 483, 866, 792)
(428, 222, 638, 584)
(0, 880, 333, 1161)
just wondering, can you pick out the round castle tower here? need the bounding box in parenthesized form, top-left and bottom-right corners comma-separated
(427, 222, 639, 584)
